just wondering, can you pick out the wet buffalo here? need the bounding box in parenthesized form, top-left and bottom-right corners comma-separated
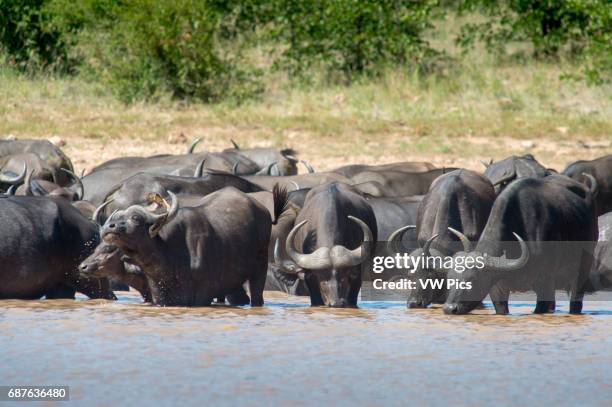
(563, 154, 612, 215)
(389, 170, 496, 308)
(80, 241, 152, 302)
(101, 188, 271, 306)
(276, 182, 377, 307)
(0, 195, 114, 300)
(99, 170, 264, 221)
(583, 211, 612, 293)
(440, 175, 597, 315)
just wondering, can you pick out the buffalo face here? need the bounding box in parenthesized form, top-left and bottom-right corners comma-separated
(279, 216, 373, 307)
(101, 192, 179, 251)
(79, 242, 124, 279)
(441, 229, 529, 315)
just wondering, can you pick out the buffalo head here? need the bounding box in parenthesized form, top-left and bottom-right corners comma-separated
(278, 215, 373, 307)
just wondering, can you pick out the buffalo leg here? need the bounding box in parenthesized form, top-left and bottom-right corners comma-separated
(227, 287, 250, 306)
(46, 283, 76, 300)
(490, 283, 510, 315)
(569, 248, 593, 314)
(534, 282, 555, 314)
(248, 256, 267, 307)
(76, 276, 117, 300)
(304, 274, 324, 306)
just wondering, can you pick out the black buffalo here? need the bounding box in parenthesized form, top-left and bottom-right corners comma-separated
(583, 211, 612, 293)
(483, 154, 549, 193)
(563, 154, 612, 215)
(276, 182, 377, 307)
(440, 175, 597, 315)
(331, 161, 436, 178)
(79, 241, 152, 302)
(0, 139, 74, 184)
(0, 196, 114, 300)
(350, 168, 456, 197)
(388, 169, 496, 308)
(99, 170, 264, 221)
(101, 188, 271, 306)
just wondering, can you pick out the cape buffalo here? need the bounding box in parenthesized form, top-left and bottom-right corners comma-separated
(83, 152, 262, 205)
(349, 168, 456, 197)
(583, 212, 612, 293)
(100, 170, 263, 221)
(483, 154, 549, 193)
(388, 170, 496, 308)
(563, 154, 612, 215)
(242, 172, 351, 192)
(0, 139, 74, 182)
(331, 161, 436, 178)
(440, 175, 597, 315)
(276, 182, 377, 307)
(101, 188, 271, 306)
(0, 196, 115, 300)
(79, 241, 152, 302)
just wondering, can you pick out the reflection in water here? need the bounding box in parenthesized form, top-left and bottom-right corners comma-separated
(0, 292, 610, 406)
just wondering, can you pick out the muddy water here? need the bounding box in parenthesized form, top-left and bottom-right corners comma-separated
(1, 292, 610, 407)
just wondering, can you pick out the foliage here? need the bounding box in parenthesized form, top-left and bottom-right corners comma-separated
(0, 0, 77, 72)
(267, 0, 439, 79)
(456, 0, 611, 83)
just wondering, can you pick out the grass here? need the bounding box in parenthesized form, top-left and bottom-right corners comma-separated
(0, 21, 610, 173)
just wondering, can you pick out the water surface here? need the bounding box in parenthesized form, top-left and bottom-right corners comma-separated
(1, 292, 610, 406)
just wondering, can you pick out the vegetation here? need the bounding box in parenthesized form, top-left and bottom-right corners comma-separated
(0, 1, 609, 172)
(2, 0, 610, 103)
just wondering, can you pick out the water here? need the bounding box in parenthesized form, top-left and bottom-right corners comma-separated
(1, 292, 610, 406)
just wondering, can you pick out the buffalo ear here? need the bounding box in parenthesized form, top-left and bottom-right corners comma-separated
(148, 216, 167, 238)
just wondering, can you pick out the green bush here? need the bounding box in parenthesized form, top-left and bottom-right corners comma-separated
(49, 0, 261, 103)
(268, 0, 439, 79)
(457, 0, 612, 83)
(0, 0, 76, 72)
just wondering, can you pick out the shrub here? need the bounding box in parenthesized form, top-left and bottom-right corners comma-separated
(268, 0, 439, 79)
(0, 0, 76, 72)
(54, 0, 261, 103)
(457, 0, 612, 83)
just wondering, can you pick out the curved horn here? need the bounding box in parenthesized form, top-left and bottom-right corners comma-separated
(301, 160, 315, 173)
(92, 199, 114, 225)
(582, 172, 598, 196)
(193, 159, 206, 178)
(146, 191, 179, 237)
(274, 238, 300, 274)
(482, 233, 529, 272)
(6, 185, 16, 196)
(447, 227, 471, 252)
(230, 139, 240, 150)
(232, 162, 239, 175)
(60, 168, 83, 200)
(387, 225, 416, 254)
(285, 220, 332, 270)
(24, 169, 35, 196)
(289, 181, 300, 191)
(329, 216, 374, 268)
(422, 234, 439, 257)
(187, 137, 203, 154)
(161, 191, 179, 221)
(0, 162, 27, 185)
(274, 238, 282, 265)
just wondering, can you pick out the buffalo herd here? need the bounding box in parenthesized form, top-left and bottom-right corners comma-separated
(0, 138, 611, 315)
